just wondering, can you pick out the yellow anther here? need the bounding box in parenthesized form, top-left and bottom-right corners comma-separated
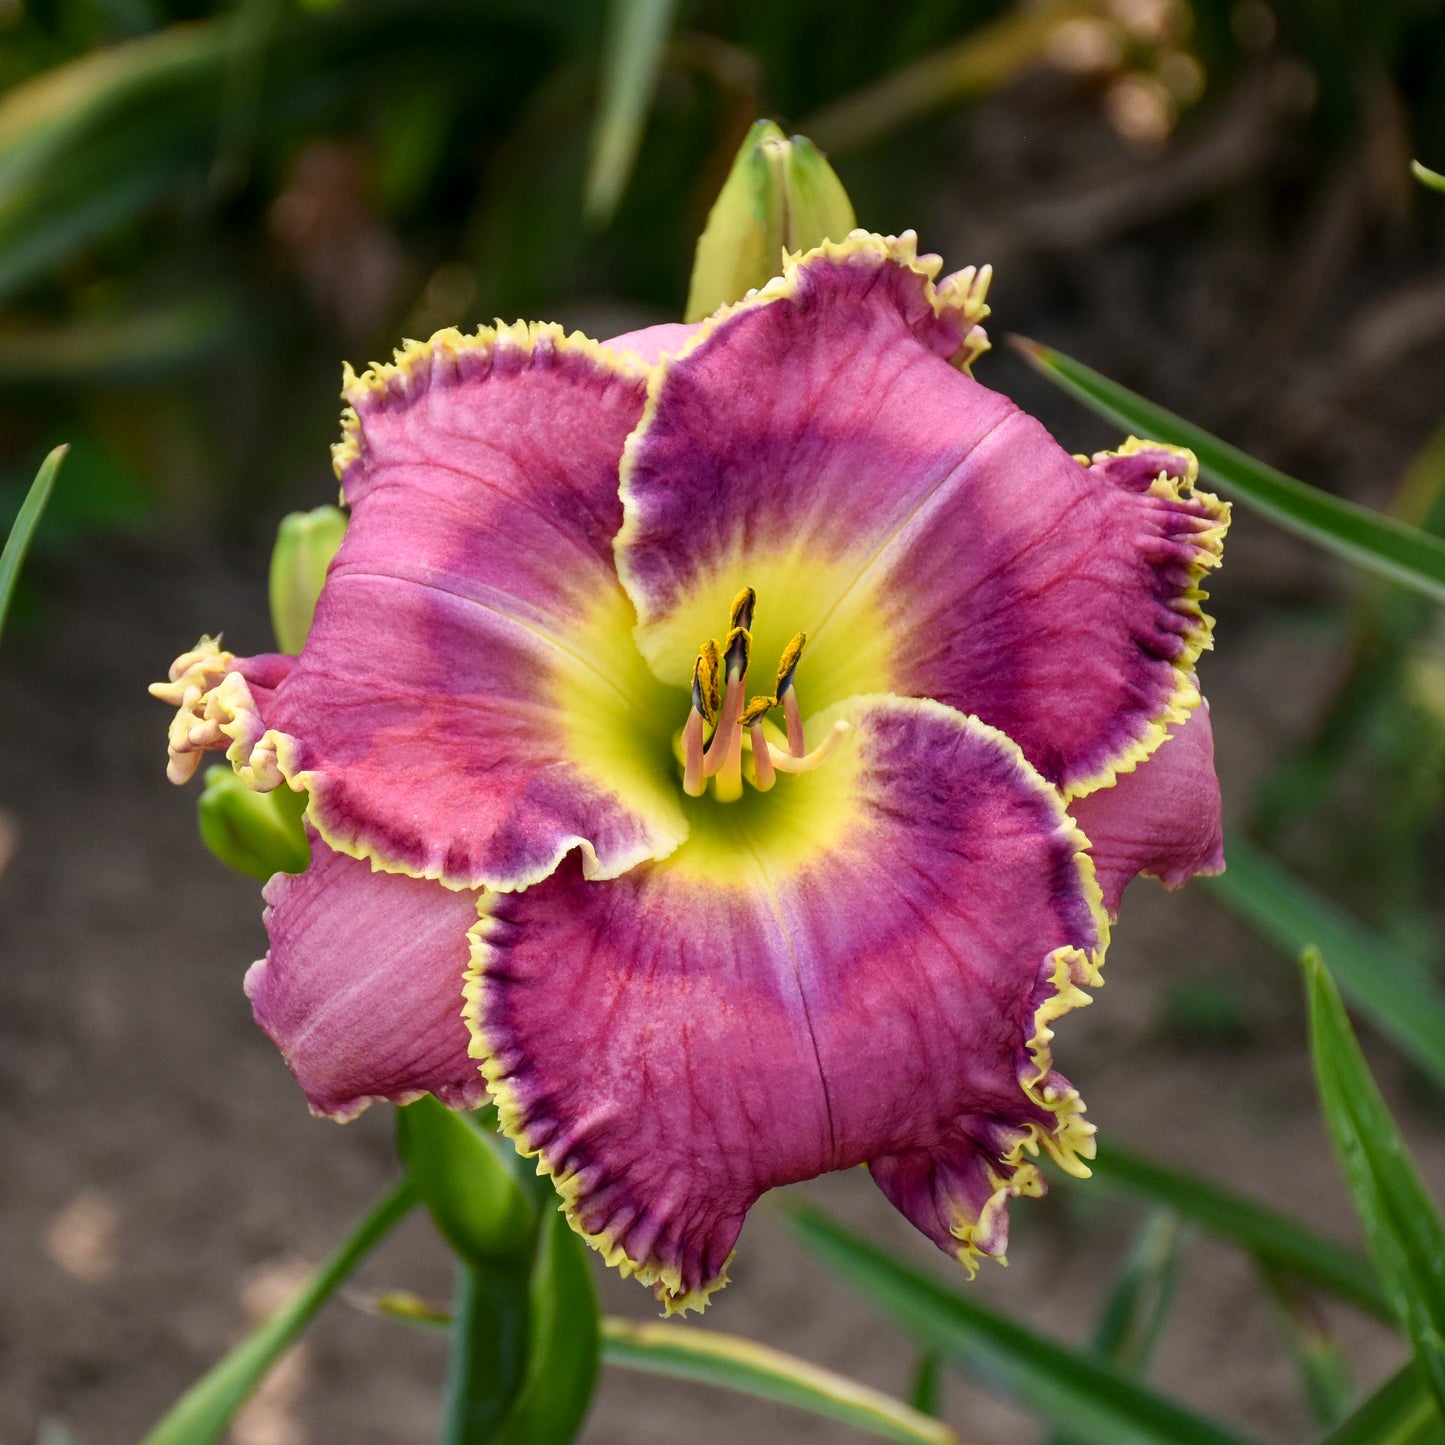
(729, 585, 757, 632)
(723, 625, 751, 679)
(740, 694, 776, 727)
(692, 640, 722, 723)
(775, 632, 806, 694)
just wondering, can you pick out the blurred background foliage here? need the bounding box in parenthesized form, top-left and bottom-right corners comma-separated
(3, 0, 1443, 547)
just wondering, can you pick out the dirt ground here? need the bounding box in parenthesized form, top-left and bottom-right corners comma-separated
(5, 89, 1445, 1445)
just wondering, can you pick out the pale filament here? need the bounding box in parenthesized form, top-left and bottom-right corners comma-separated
(682, 588, 835, 802)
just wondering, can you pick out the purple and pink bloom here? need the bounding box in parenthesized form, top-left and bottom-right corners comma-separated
(153, 232, 1228, 1312)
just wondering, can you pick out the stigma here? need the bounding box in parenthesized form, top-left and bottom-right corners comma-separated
(680, 587, 847, 802)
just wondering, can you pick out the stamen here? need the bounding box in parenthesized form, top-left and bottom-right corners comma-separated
(705, 624, 751, 779)
(741, 695, 778, 793)
(692, 641, 721, 725)
(682, 709, 707, 797)
(730, 586, 757, 633)
(776, 632, 807, 757)
(765, 719, 851, 773)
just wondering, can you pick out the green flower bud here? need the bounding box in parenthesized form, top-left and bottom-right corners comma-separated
(685, 120, 857, 323)
(268, 505, 348, 655)
(197, 766, 310, 882)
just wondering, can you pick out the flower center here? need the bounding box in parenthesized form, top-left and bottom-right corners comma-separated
(680, 586, 848, 804)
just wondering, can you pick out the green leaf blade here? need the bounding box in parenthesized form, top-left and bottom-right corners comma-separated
(1204, 833, 1445, 1091)
(789, 1206, 1260, 1445)
(1305, 950, 1445, 1410)
(139, 1180, 415, 1445)
(1087, 1143, 1388, 1320)
(0, 444, 66, 645)
(1321, 1361, 1445, 1445)
(602, 1316, 959, 1445)
(1011, 338, 1445, 605)
(584, 0, 677, 223)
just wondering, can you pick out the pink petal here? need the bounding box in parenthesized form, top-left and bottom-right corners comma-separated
(616, 236, 1227, 798)
(245, 829, 484, 1121)
(1069, 691, 1225, 918)
(468, 695, 1106, 1312)
(261, 325, 688, 889)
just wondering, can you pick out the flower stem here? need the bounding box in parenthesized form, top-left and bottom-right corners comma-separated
(438, 1259, 532, 1445)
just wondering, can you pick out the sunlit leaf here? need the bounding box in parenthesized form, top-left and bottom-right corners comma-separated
(0, 444, 66, 646)
(1011, 338, 1445, 605)
(789, 1205, 1260, 1445)
(138, 1180, 415, 1445)
(1204, 834, 1445, 1090)
(1305, 949, 1445, 1410)
(584, 0, 677, 222)
(602, 1316, 959, 1445)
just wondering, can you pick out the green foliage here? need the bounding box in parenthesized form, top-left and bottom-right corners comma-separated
(196, 766, 309, 881)
(585, 0, 678, 222)
(137, 1180, 417, 1445)
(0, 444, 65, 646)
(1012, 338, 1445, 607)
(789, 1204, 1260, 1445)
(395, 1097, 535, 1267)
(1304, 950, 1445, 1410)
(1087, 1143, 1388, 1319)
(1204, 835, 1445, 1091)
(602, 1317, 960, 1444)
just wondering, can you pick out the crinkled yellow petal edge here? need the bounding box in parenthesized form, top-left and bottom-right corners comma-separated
(1062, 436, 1231, 804)
(330, 317, 651, 493)
(613, 229, 993, 647)
(463, 692, 1111, 1305)
(462, 900, 731, 1317)
(159, 321, 686, 894)
(933, 738, 1111, 1278)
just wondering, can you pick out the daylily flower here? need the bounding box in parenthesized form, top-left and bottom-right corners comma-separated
(153, 232, 1228, 1313)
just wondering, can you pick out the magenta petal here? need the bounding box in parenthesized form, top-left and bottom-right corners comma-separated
(467, 695, 1106, 1311)
(245, 830, 484, 1121)
(617, 237, 1227, 797)
(1069, 692, 1225, 918)
(259, 325, 687, 890)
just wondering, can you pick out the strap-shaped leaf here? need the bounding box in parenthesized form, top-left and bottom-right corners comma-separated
(1305, 949, 1445, 1411)
(139, 1180, 415, 1445)
(0, 444, 66, 645)
(788, 1205, 1261, 1445)
(1011, 337, 1445, 605)
(1088, 1144, 1387, 1320)
(602, 1317, 960, 1445)
(584, 0, 677, 221)
(1319, 1361, 1445, 1445)
(1204, 833, 1445, 1091)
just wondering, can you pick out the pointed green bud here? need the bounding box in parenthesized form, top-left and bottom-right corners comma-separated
(685, 120, 856, 323)
(197, 766, 310, 882)
(268, 505, 348, 655)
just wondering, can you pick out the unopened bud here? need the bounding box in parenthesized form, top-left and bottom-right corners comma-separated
(268, 505, 347, 655)
(685, 120, 856, 323)
(197, 766, 310, 881)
